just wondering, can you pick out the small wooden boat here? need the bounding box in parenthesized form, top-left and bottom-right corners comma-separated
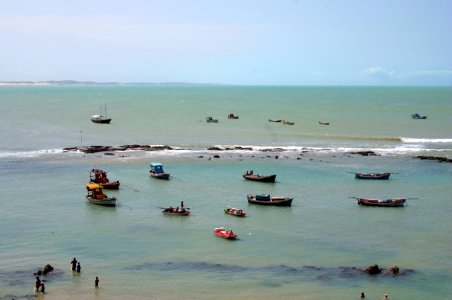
(224, 208, 246, 217)
(355, 172, 391, 180)
(268, 119, 282, 122)
(228, 113, 239, 119)
(150, 162, 170, 180)
(243, 171, 276, 183)
(282, 120, 294, 125)
(85, 183, 117, 206)
(352, 197, 406, 207)
(214, 227, 237, 239)
(206, 116, 219, 123)
(91, 104, 111, 124)
(89, 169, 120, 189)
(319, 121, 330, 125)
(411, 113, 427, 119)
(247, 194, 293, 206)
(162, 207, 191, 216)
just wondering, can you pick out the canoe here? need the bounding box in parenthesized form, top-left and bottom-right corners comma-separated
(268, 119, 282, 122)
(243, 173, 276, 183)
(224, 208, 246, 217)
(355, 172, 391, 180)
(162, 208, 191, 216)
(214, 227, 237, 239)
(353, 197, 406, 207)
(247, 194, 293, 206)
(318, 121, 330, 125)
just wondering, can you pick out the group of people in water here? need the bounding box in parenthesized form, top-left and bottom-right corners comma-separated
(35, 257, 99, 294)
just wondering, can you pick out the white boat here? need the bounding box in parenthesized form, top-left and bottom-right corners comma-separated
(91, 105, 111, 124)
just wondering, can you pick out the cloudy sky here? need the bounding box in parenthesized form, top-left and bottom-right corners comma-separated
(1, 0, 451, 85)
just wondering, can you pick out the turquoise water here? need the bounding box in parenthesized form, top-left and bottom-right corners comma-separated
(0, 86, 451, 299)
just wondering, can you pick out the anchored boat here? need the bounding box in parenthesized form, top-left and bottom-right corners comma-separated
(85, 183, 117, 206)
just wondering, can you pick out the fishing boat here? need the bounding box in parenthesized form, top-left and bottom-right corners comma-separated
(206, 116, 219, 123)
(352, 197, 406, 207)
(268, 119, 282, 122)
(247, 194, 293, 206)
(282, 120, 294, 125)
(243, 171, 276, 183)
(149, 162, 170, 180)
(85, 183, 117, 206)
(162, 207, 191, 216)
(228, 113, 239, 119)
(411, 113, 427, 119)
(89, 169, 120, 189)
(213, 227, 237, 239)
(355, 172, 391, 180)
(319, 121, 330, 125)
(224, 208, 246, 217)
(91, 104, 111, 124)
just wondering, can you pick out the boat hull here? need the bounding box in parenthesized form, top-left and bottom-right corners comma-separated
(150, 172, 170, 180)
(85, 196, 117, 207)
(355, 173, 390, 180)
(247, 195, 293, 206)
(356, 198, 406, 207)
(162, 209, 190, 216)
(91, 118, 111, 124)
(243, 174, 276, 183)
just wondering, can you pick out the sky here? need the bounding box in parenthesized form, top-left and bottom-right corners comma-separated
(1, 0, 451, 85)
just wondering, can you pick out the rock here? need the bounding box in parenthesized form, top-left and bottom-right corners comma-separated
(389, 266, 400, 275)
(414, 156, 452, 163)
(364, 264, 382, 275)
(350, 151, 379, 156)
(43, 264, 54, 275)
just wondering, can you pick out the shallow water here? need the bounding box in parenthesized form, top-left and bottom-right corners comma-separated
(0, 86, 451, 299)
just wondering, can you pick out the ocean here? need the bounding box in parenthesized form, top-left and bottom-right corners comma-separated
(0, 85, 451, 299)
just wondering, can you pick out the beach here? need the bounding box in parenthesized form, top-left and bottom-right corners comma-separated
(0, 86, 451, 299)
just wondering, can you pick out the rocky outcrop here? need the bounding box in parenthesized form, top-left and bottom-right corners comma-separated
(63, 145, 174, 153)
(414, 156, 452, 163)
(350, 151, 379, 156)
(363, 264, 382, 275)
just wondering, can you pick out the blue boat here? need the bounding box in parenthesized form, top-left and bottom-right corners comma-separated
(149, 162, 170, 180)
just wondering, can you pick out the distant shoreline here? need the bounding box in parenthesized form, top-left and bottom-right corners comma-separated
(0, 80, 220, 86)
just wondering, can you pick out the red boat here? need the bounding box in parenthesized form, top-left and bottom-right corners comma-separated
(89, 169, 120, 189)
(214, 227, 237, 239)
(352, 197, 406, 207)
(224, 208, 246, 217)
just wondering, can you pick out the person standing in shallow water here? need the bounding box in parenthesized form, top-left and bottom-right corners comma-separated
(76, 262, 81, 273)
(360, 292, 365, 298)
(71, 258, 77, 271)
(95, 276, 99, 287)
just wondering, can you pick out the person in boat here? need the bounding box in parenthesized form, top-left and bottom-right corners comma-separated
(181, 201, 184, 209)
(175, 207, 179, 212)
(250, 170, 253, 175)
